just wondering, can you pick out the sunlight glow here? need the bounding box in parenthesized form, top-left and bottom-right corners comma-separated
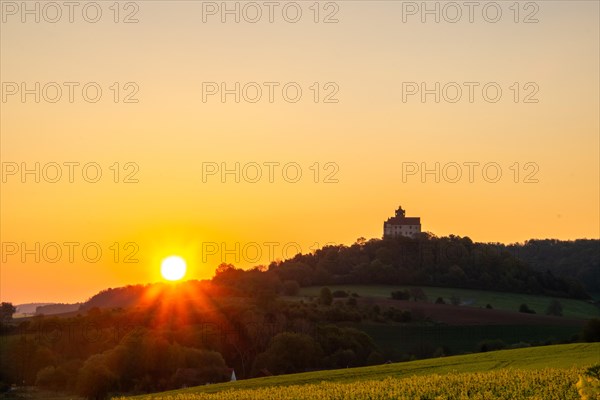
(160, 256, 187, 281)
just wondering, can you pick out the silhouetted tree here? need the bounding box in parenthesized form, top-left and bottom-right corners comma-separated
(519, 304, 536, 314)
(0, 303, 16, 323)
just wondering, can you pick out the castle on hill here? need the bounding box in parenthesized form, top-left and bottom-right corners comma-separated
(383, 206, 421, 238)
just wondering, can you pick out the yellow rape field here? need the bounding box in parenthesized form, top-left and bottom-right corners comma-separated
(117, 367, 596, 400)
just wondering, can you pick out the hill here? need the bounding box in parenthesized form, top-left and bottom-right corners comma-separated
(119, 343, 600, 399)
(72, 236, 595, 312)
(14, 303, 53, 317)
(263, 235, 590, 299)
(35, 303, 81, 316)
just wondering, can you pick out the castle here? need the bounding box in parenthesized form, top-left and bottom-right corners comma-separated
(383, 206, 421, 238)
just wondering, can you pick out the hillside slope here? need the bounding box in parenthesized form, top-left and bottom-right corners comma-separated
(121, 343, 600, 399)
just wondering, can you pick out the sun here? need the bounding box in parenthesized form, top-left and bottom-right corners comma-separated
(160, 256, 187, 281)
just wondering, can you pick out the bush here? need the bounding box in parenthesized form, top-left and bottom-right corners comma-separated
(519, 303, 536, 314)
(435, 297, 445, 304)
(486, 304, 493, 309)
(384, 307, 411, 323)
(346, 297, 357, 307)
(324, 306, 362, 322)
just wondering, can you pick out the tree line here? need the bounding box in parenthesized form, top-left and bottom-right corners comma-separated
(262, 234, 590, 299)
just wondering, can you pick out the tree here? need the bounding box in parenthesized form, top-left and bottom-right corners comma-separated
(409, 288, 427, 302)
(354, 237, 367, 246)
(282, 280, 300, 296)
(215, 263, 236, 275)
(319, 287, 333, 306)
(76, 353, 117, 400)
(366, 351, 384, 365)
(182, 347, 228, 383)
(546, 300, 563, 316)
(251, 333, 321, 375)
(519, 303, 536, 314)
(0, 303, 16, 323)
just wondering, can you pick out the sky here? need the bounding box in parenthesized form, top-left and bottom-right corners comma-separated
(1, 1, 599, 304)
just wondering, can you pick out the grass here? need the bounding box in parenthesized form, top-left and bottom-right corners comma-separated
(0, 387, 84, 399)
(357, 323, 583, 355)
(120, 342, 600, 398)
(297, 285, 600, 319)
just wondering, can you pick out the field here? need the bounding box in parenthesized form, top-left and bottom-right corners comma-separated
(294, 285, 597, 355)
(297, 285, 600, 319)
(119, 343, 600, 399)
(298, 285, 600, 319)
(117, 369, 586, 399)
(358, 323, 584, 355)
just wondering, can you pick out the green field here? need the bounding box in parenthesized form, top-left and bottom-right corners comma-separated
(358, 323, 583, 356)
(119, 343, 600, 399)
(297, 285, 600, 319)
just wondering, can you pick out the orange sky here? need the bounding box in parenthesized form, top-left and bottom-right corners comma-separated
(1, 1, 599, 304)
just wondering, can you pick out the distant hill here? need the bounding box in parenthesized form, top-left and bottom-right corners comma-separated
(15, 303, 53, 316)
(73, 236, 595, 314)
(79, 284, 149, 311)
(78, 281, 227, 311)
(260, 235, 590, 299)
(35, 303, 81, 315)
